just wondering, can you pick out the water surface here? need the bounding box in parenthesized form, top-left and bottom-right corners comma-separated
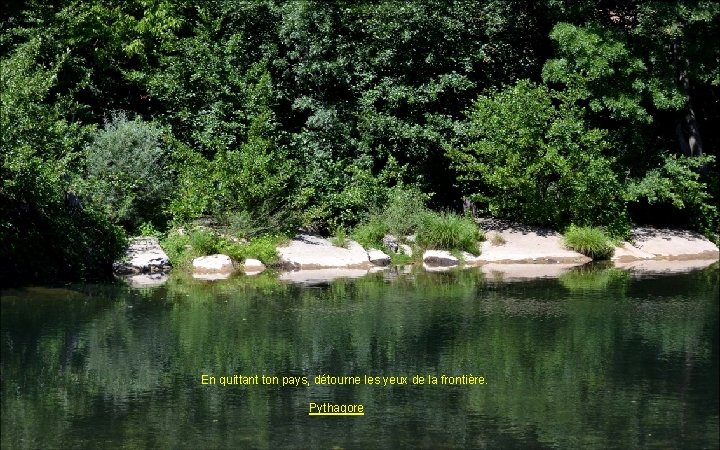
(2, 265, 718, 449)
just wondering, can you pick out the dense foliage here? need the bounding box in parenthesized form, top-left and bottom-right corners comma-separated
(2, 0, 718, 283)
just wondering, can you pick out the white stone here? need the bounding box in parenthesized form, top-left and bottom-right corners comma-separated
(611, 242, 655, 262)
(399, 244, 413, 257)
(242, 258, 266, 274)
(277, 234, 371, 269)
(475, 219, 591, 264)
(461, 251, 484, 266)
(192, 254, 235, 273)
(630, 227, 719, 259)
(367, 249, 391, 266)
(423, 250, 459, 267)
(382, 234, 399, 253)
(114, 236, 171, 274)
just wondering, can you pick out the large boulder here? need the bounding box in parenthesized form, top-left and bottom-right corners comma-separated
(114, 236, 171, 275)
(382, 234, 399, 253)
(277, 234, 372, 269)
(399, 244, 413, 257)
(192, 254, 235, 274)
(367, 249, 391, 266)
(242, 258, 266, 274)
(476, 219, 591, 264)
(423, 250, 459, 267)
(628, 227, 719, 260)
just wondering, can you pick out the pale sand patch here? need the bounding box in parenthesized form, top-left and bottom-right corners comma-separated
(277, 234, 371, 269)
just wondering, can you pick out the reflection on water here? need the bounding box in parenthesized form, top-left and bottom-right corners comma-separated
(1, 264, 718, 449)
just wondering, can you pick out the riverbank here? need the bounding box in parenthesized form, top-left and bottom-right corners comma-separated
(114, 220, 718, 286)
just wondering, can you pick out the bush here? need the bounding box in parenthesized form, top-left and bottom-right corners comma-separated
(330, 227, 348, 248)
(189, 228, 219, 255)
(416, 211, 483, 255)
(381, 186, 430, 237)
(224, 204, 299, 240)
(563, 225, 614, 260)
(352, 219, 389, 249)
(83, 113, 173, 231)
(239, 235, 285, 265)
(162, 227, 284, 267)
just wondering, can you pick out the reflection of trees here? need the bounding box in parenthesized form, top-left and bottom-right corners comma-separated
(1, 265, 718, 448)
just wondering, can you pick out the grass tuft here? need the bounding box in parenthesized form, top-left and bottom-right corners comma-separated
(416, 211, 484, 255)
(490, 232, 506, 246)
(563, 225, 614, 260)
(330, 227, 349, 248)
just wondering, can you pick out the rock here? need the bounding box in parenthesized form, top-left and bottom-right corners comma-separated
(242, 258, 266, 274)
(405, 234, 417, 243)
(475, 219, 591, 264)
(398, 244, 413, 257)
(192, 254, 235, 274)
(611, 242, 655, 262)
(114, 237, 171, 275)
(277, 234, 372, 269)
(629, 227, 719, 260)
(382, 234, 399, 253)
(368, 249, 391, 266)
(461, 251, 483, 266)
(423, 250, 459, 267)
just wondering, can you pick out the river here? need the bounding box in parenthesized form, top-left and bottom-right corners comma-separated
(1, 264, 718, 449)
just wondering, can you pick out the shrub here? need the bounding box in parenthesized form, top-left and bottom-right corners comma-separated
(416, 211, 483, 255)
(161, 231, 192, 267)
(352, 219, 389, 249)
(224, 204, 299, 240)
(382, 186, 430, 237)
(563, 225, 614, 260)
(331, 227, 348, 248)
(189, 228, 220, 255)
(240, 235, 285, 265)
(162, 227, 284, 267)
(83, 112, 173, 231)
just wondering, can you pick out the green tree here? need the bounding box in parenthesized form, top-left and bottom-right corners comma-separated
(1, 38, 125, 284)
(448, 80, 628, 235)
(81, 112, 173, 230)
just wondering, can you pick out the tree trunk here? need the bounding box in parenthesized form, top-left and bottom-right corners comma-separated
(674, 39, 704, 157)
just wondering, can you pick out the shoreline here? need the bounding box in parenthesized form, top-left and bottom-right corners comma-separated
(114, 221, 719, 287)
